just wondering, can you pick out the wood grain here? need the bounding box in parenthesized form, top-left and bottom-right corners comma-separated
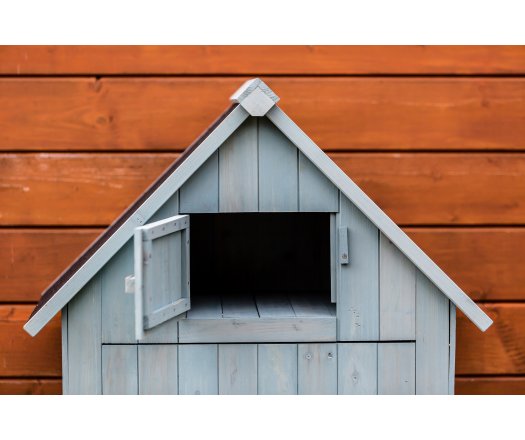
(2, 153, 524, 226)
(0, 305, 61, 377)
(456, 304, 525, 375)
(0, 229, 100, 302)
(406, 228, 525, 301)
(2, 226, 524, 303)
(1, 46, 524, 75)
(0, 78, 524, 151)
(1, 302, 521, 379)
(0, 379, 62, 394)
(455, 377, 525, 395)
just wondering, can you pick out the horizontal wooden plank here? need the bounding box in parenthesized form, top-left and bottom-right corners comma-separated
(2, 153, 525, 226)
(2, 227, 524, 304)
(179, 317, 336, 343)
(1, 46, 524, 75)
(0, 303, 522, 379)
(0, 78, 524, 151)
(0, 229, 100, 302)
(406, 228, 525, 301)
(456, 304, 525, 375)
(0, 153, 176, 225)
(0, 305, 61, 377)
(455, 377, 525, 395)
(0, 379, 61, 394)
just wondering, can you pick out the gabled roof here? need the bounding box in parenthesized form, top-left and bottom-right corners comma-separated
(24, 78, 493, 336)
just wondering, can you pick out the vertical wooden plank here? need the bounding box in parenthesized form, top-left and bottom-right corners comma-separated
(338, 343, 378, 395)
(142, 191, 180, 343)
(101, 239, 135, 343)
(416, 271, 450, 395)
(61, 307, 68, 395)
(379, 233, 416, 340)
(178, 344, 218, 395)
(68, 277, 101, 394)
(378, 342, 415, 395)
(180, 152, 219, 213)
(218, 344, 257, 395)
(258, 117, 298, 212)
(102, 345, 138, 395)
(449, 302, 456, 395)
(258, 344, 298, 395)
(337, 196, 379, 341)
(138, 345, 178, 395)
(298, 152, 338, 212)
(219, 118, 258, 212)
(298, 343, 337, 395)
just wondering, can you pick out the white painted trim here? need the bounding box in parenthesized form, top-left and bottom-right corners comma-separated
(24, 105, 250, 336)
(266, 105, 492, 332)
(230, 78, 279, 116)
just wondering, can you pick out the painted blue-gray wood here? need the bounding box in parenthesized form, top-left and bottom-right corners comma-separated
(101, 239, 135, 343)
(337, 195, 379, 341)
(449, 302, 456, 395)
(25, 106, 250, 337)
(222, 295, 258, 318)
(416, 272, 450, 394)
(179, 317, 336, 343)
(101, 192, 180, 344)
(256, 295, 295, 318)
(67, 278, 101, 394)
(267, 104, 492, 332)
(231, 78, 279, 116)
(139, 192, 180, 343)
(178, 344, 218, 395)
(298, 152, 338, 212)
(289, 295, 332, 317)
(377, 342, 415, 395)
(218, 344, 257, 395)
(61, 306, 68, 395)
(258, 344, 298, 395)
(258, 117, 298, 212)
(186, 295, 222, 319)
(298, 343, 337, 395)
(142, 215, 190, 330)
(219, 118, 258, 212)
(338, 343, 378, 395)
(138, 345, 178, 395)
(102, 345, 138, 395)
(180, 151, 219, 213)
(379, 233, 416, 340)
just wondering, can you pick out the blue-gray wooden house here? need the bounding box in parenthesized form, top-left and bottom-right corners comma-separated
(24, 78, 492, 395)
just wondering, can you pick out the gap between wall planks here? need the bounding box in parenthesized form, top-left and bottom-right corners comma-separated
(1, 46, 525, 75)
(2, 303, 524, 377)
(3, 153, 525, 226)
(0, 78, 524, 151)
(1, 46, 524, 394)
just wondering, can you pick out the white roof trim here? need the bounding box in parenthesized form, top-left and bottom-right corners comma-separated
(266, 105, 492, 332)
(25, 79, 492, 335)
(24, 105, 250, 336)
(230, 78, 279, 116)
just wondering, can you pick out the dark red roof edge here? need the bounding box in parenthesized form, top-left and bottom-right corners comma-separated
(28, 103, 239, 321)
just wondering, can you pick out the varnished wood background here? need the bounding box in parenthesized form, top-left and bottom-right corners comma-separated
(0, 46, 524, 394)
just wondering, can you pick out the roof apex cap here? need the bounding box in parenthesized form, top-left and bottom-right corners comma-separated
(230, 78, 279, 116)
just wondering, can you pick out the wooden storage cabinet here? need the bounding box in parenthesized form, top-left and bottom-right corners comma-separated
(100, 342, 416, 395)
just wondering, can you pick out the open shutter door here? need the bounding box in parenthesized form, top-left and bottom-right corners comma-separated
(134, 215, 190, 340)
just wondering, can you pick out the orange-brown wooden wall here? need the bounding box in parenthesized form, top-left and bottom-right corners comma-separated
(0, 46, 524, 394)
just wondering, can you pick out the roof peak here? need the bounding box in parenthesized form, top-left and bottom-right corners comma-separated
(230, 78, 279, 116)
